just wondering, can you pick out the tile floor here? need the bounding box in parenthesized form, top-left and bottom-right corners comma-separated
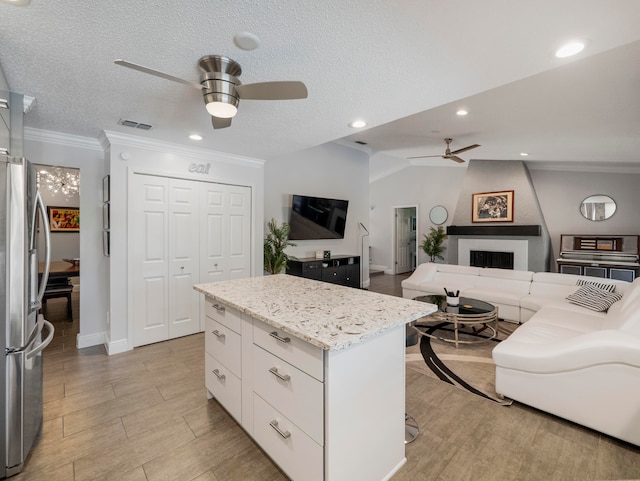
(14, 275, 640, 480)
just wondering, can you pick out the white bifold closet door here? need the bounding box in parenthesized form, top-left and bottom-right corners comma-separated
(132, 174, 251, 347)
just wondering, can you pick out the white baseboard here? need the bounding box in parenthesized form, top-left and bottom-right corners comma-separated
(383, 268, 395, 275)
(76, 331, 105, 349)
(106, 338, 131, 355)
(370, 264, 388, 272)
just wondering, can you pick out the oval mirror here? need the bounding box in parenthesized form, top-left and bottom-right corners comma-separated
(429, 205, 448, 225)
(580, 195, 616, 221)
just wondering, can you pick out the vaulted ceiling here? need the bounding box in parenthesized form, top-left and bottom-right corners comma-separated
(1, 1, 639, 175)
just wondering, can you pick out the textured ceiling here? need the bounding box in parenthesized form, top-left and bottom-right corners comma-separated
(1, 0, 639, 169)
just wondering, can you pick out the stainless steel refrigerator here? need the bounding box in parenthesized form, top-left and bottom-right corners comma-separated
(0, 155, 54, 477)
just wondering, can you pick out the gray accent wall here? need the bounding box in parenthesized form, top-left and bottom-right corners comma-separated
(528, 167, 640, 271)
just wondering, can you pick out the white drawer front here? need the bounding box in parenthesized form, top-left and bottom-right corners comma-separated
(253, 319, 324, 381)
(205, 353, 241, 423)
(205, 317, 241, 378)
(253, 345, 324, 445)
(205, 299, 242, 334)
(253, 394, 323, 481)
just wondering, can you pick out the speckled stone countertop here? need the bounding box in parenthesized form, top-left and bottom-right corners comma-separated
(194, 274, 436, 351)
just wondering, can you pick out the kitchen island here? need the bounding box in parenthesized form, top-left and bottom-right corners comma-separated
(194, 274, 436, 481)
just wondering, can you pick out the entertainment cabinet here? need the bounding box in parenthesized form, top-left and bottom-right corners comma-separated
(287, 255, 360, 288)
(556, 234, 640, 281)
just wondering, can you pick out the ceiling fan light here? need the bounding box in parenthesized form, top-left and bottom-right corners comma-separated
(206, 101, 238, 118)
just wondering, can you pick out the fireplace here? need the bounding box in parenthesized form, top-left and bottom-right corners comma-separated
(458, 239, 529, 271)
(470, 250, 514, 269)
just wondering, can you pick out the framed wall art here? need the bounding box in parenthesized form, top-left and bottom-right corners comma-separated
(472, 190, 514, 223)
(47, 206, 80, 232)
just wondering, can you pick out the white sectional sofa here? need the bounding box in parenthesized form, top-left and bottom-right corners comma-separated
(401, 262, 629, 323)
(402, 262, 640, 446)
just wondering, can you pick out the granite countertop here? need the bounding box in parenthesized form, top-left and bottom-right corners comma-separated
(194, 274, 437, 351)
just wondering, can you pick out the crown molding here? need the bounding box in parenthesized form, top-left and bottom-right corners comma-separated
(24, 127, 103, 151)
(101, 130, 265, 168)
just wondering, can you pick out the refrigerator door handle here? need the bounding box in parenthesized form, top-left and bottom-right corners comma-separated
(26, 318, 54, 360)
(32, 190, 51, 310)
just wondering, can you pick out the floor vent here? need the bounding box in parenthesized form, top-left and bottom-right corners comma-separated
(118, 119, 153, 130)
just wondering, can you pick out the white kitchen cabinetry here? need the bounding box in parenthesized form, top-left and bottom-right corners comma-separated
(202, 296, 409, 481)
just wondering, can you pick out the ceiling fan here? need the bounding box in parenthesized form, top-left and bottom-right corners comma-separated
(407, 138, 481, 163)
(114, 55, 308, 129)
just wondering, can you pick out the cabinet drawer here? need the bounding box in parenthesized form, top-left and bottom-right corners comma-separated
(205, 317, 241, 378)
(205, 299, 242, 334)
(253, 319, 324, 382)
(253, 394, 323, 481)
(253, 345, 324, 445)
(205, 353, 241, 422)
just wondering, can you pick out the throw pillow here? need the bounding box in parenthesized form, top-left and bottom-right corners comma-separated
(575, 279, 616, 293)
(566, 284, 622, 312)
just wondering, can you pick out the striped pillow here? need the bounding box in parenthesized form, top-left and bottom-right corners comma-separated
(566, 284, 622, 312)
(576, 279, 616, 293)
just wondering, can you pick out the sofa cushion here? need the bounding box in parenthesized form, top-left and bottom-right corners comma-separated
(463, 288, 522, 307)
(520, 295, 609, 319)
(566, 284, 622, 312)
(478, 267, 534, 282)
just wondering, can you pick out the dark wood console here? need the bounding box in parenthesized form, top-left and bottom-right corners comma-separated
(557, 234, 640, 281)
(287, 255, 360, 288)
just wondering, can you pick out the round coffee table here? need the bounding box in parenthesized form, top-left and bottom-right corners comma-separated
(412, 295, 498, 348)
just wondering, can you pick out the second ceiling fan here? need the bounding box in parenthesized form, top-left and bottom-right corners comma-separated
(408, 138, 481, 163)
(114, 55, 308, 130)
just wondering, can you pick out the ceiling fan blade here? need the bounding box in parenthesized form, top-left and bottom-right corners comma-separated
(449, 155, 466, 163)
(236, 81, 308, 100)
(407, 154, 444, 159)
(212, 116, 232, 129)
(114, 59, 202, 90)
(450, 144, 481, 155)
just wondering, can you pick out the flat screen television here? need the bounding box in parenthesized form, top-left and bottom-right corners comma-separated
(289, 194, 349, 240)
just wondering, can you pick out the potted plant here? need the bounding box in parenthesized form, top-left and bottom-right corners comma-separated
(264, 218, 297, 274)
(420, 225, 447, 262)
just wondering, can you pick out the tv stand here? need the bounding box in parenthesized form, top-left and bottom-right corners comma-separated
(287, 255, 361, 288)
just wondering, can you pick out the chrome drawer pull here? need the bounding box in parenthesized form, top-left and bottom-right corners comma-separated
(212, 368, 226, 381)
(212, 303, 226, 313)
(212, 330, 225, 340)
(269, 367, 291, 382)
(269, 331, 291, 344)
(269, 420, 291, 439)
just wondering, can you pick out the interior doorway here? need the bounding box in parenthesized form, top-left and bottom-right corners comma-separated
(394, 206, 417, 274)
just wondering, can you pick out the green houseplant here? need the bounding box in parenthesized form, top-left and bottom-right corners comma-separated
(264, 218, 297, 274)
(420, 225, 448, 262)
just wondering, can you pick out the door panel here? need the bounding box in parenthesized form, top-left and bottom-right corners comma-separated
(168, 179, 200, 339)
(396, 208, 411, 274)
(227, 185, 251, 280)
(132, 175, 169, 346)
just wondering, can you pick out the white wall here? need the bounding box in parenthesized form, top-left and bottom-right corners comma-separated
(529, 167, 640, 269)
(264, 142, 370, 285)
(24, 129, 108, 346)
(370, 163, 640, 274)
(369, 164, 466, 272)
(103, 131, 265, 354)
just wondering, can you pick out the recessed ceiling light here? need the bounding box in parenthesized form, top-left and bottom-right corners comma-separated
(349, 120, 367, 128)
(189, 134, 203, 141)
(520, 152, 529, 156)
(555, 40, 586, 58)
(456, 109, 468, 116)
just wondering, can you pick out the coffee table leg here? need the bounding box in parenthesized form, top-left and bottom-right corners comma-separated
(454, 317, 459, 349)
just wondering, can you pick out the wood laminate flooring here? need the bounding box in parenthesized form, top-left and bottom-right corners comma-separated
(17, 276, 640, 481)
